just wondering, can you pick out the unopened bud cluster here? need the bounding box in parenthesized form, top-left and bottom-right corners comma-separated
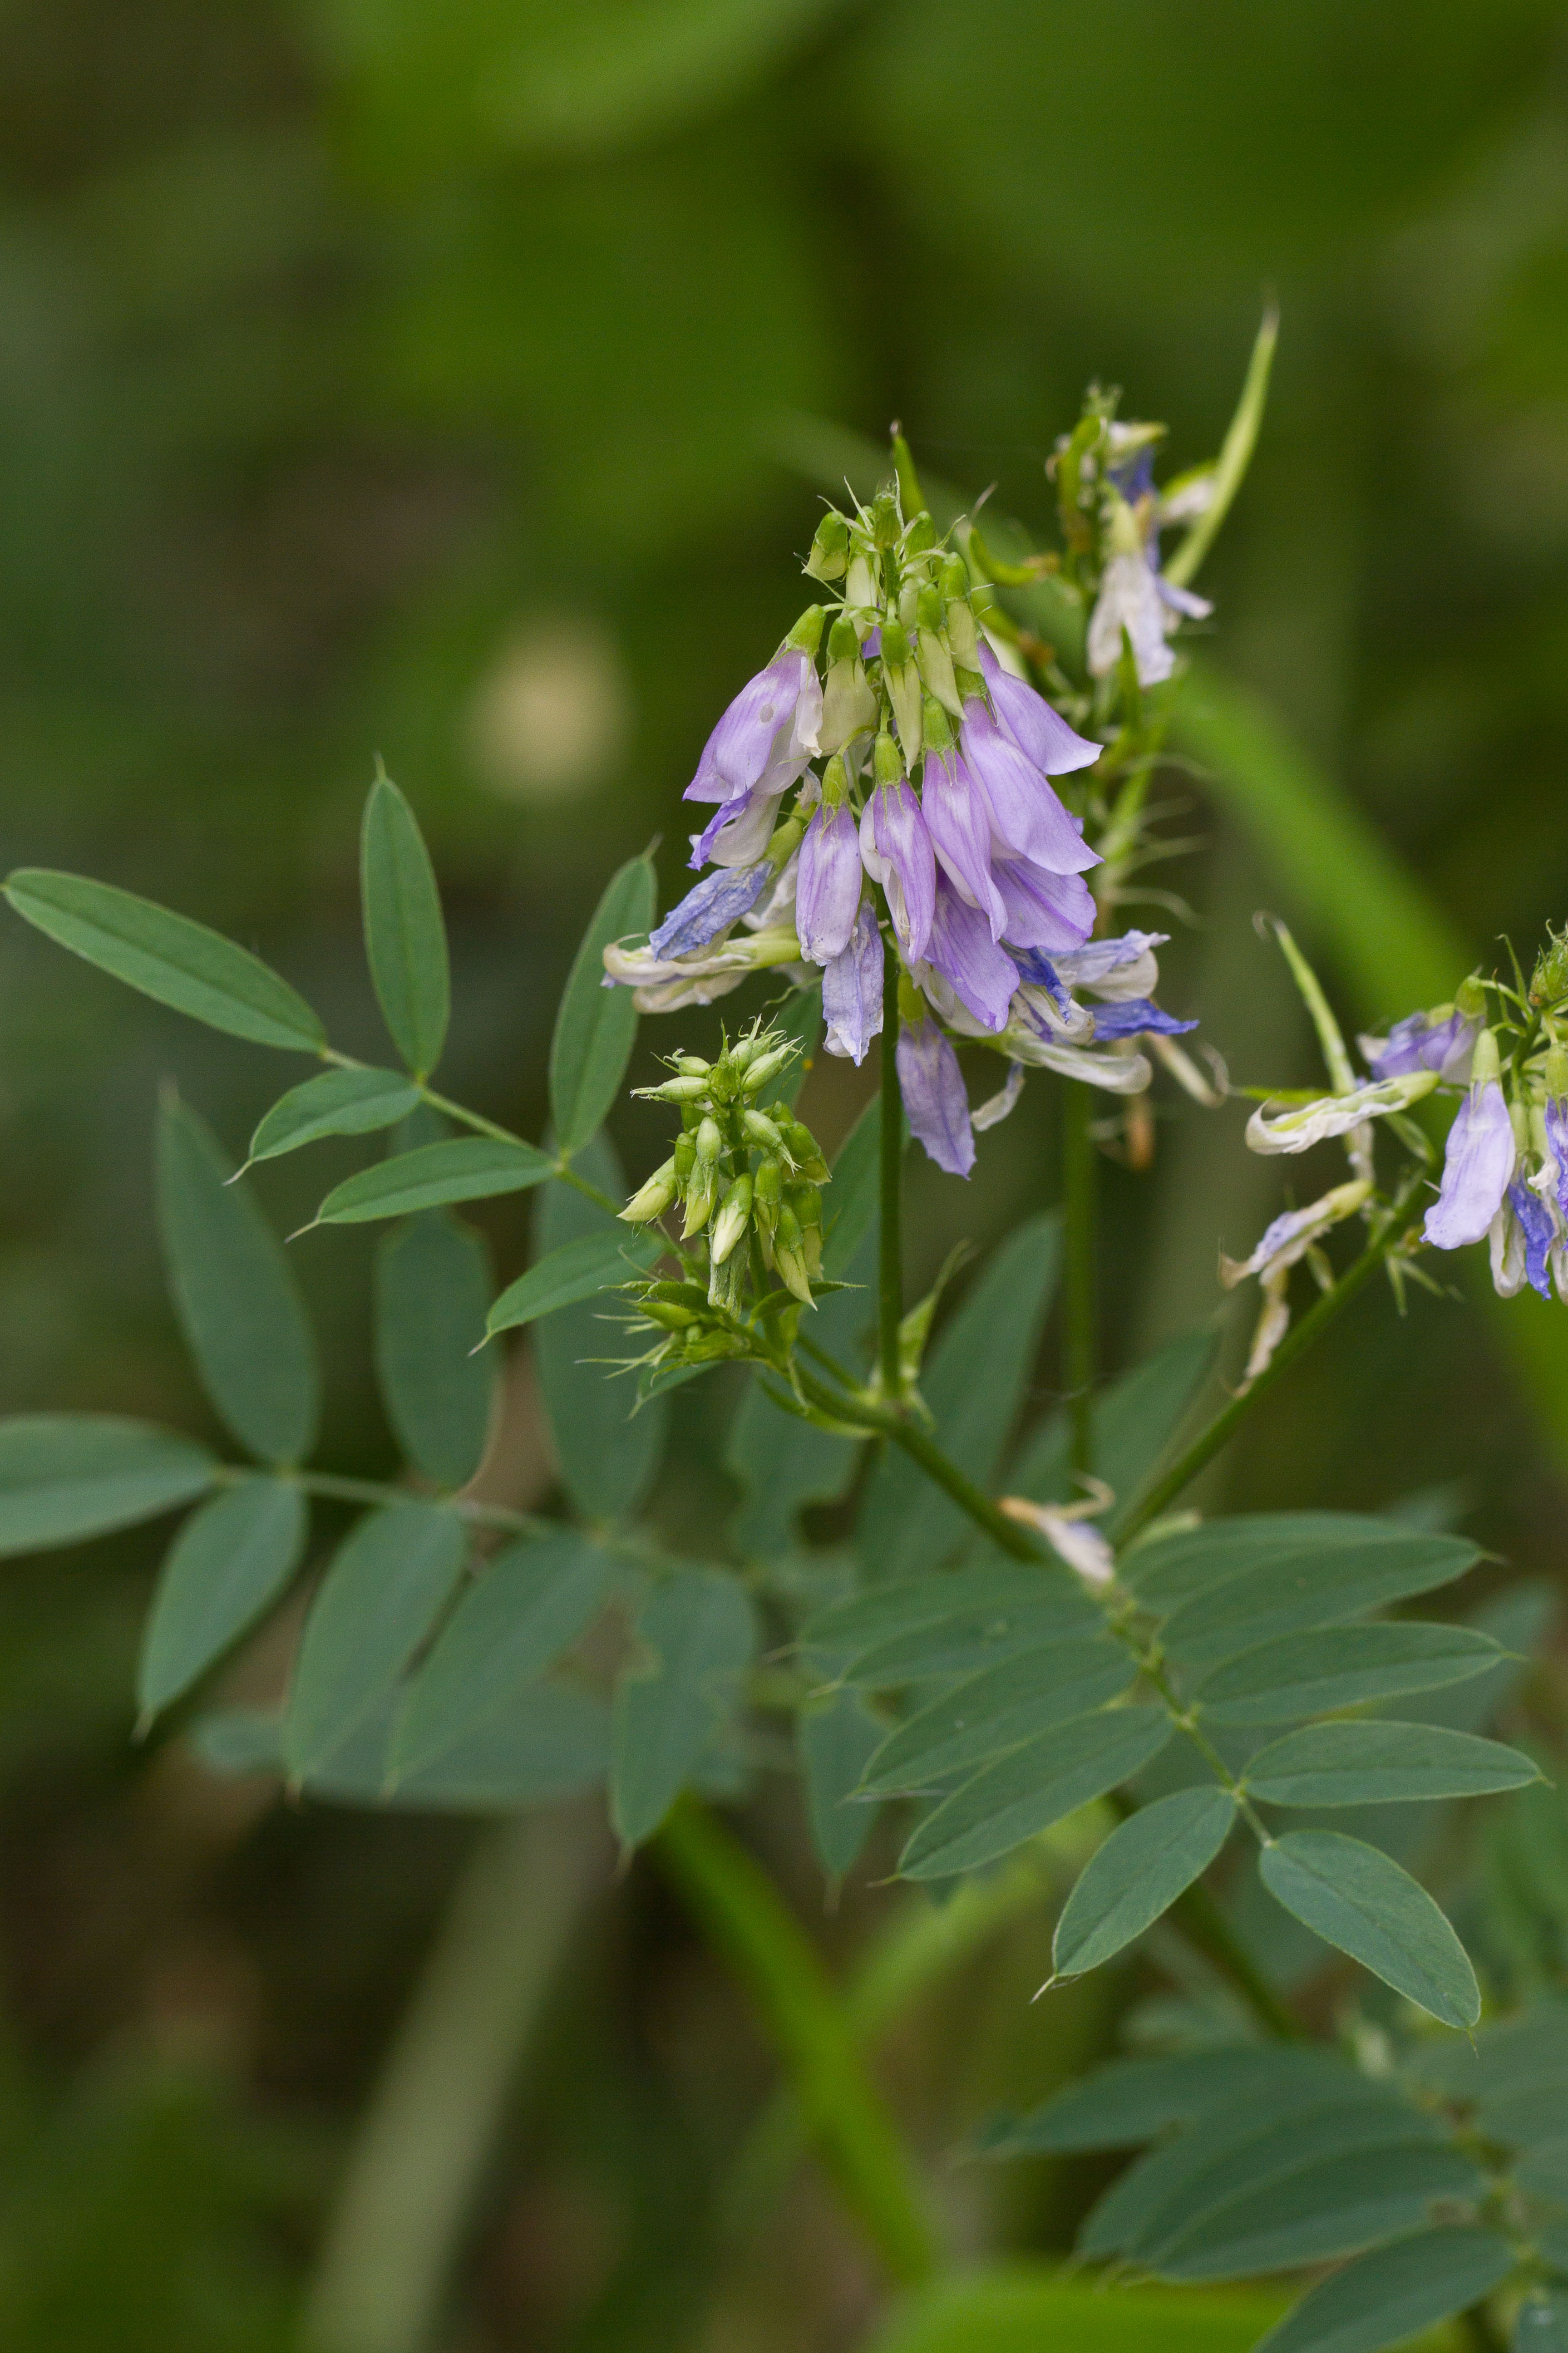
(620, 1023, 831, 1359)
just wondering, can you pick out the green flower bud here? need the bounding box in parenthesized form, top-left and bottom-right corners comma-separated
(917, 622, 963, 718)
(784, 1122, 830, 1182)
(945, 597, 981, 673)
(827, 615, 860, 664)
(772, 1202, 813, 1304)
(873, 728, 904, 787)
(620, 1157, 678, 1223)
(880, 617, 913, 668)
(803, 510, 850, 583)
(904, 510, 936, 556)
(819, 755, 849, 811)
(742, 1107, 783, 1149)
(844, 552, 879, 612)
(673, 1131, 697, 1183)
(672, 1054, 711, 1078)
(1532, 927, 1568, 1007)
(1455, 974, 1488, 1021)
(711, 1171, 753, 1266)
(938, 553, 968, 599)
(645, 1279, 708, 1309)
(682, 1115, 723, 1235)
(639, 1074, 708, 1104)
(789, 1183, 824, 1277)
(879, 619, 923, 762)
(915, 584, 944, 633)
(784, 604, 826, 656)
(953, 663, 985, 703)
(1547, 1044, 1568, 1100)
(868, 490, 900, 549)
(820, 635, 878, 752)
(921, 695, 955, 754)
(640, 1298, 701, 1332)
(1471, 1028, 1502, 1089)
(740, 1045, 793, 1094)
(752, 1153, 782, 1251)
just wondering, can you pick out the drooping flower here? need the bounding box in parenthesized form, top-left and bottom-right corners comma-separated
(821, 900, 884, 1066)
(958, 697, 1099, 877)
(601, 926, 805, 1013)
(859, 774, 935, 963)
(1360, 1005, 1477, 1086)
(795, 782, 864, 965)
(1497, 1180, 1555, 1302)
(1424, 1071, 1515, 1250)
(897, 1016, 975, 1177)
(649, 863, 772, 959)
(1086, 494, 1212, 688)
(684, 642, 824, 868)
(918, 872, 1019, 1035)
(1247, 1070, 1439, 1155)
(921, 742, 1007, 938)
(977, 643, 1101, 778)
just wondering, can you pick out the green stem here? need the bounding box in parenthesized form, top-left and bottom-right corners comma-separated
(285, 1469, 548, 1538)
(793, 1366, 1044, 1566)
(1062, 1080, 1097, 1478)
(879, 947, 904, 1404)
(1119, 1201, 1424, 1545)
(320, 1047, 619, 1217)
(653, 1798, 938, 2287)
(1162, 1870, 1304, 2041)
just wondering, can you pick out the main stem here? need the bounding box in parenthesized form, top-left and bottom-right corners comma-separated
(879, 946, 904, 1404)
(1062, 1079, 1097, 1476)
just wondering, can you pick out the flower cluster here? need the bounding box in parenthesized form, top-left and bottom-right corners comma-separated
(604, 466, 1201, 1176)
(615, 1022, 833, 1380)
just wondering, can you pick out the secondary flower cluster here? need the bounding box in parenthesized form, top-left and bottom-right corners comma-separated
(604, 478, 1199, 1176)
(1226, 932, 1568, 1384)
(616, 1023, 832, 1373)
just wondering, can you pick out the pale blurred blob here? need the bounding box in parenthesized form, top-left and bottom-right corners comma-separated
(466, 614, 631, 802)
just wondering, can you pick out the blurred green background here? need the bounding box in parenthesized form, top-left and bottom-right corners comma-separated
(3, 2, 1568, 2346)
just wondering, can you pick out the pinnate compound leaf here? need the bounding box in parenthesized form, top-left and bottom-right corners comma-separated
(248, 1067, 420, 1164)
(361, 775, 451, 1077)
(137, 1477, 307, 1717)
(1196, 1623, 1506, 1725)
(1053, 1786, 1236, 1980)
(284, 1503, 467, 1777)
(315, 1136, 554, 1223)
(860, 1638, 1135, 1795)
(533, 1138, 667, 1520)
(374, 1214, 496, 1489)
(978, 2046, 1357, 2158)
(803, 1567, 1099, 1687)
(1259, 1828, 1480, 2027)
(856, 1212, 1061, 1580)
(1246, 1721, 1540, 1809)
(0, 1415, 216, 1558)
(798, 1687, 885, 1878)
(486, 1227, 660, 1335)
(899, 1707, 1172, 1881)
(550, 856, 655, 1158)
(389, 1531, 614, 1781)
(1123, 1513, 1435, 1613)
(1255, 2227, 1512, 2353)
(1150, 2141, 1485, 2281)
(157, 1095, 320, 1464)
(4, 868, 326, 1051)
(610, 1569, 757, 1847)
(200, 1688, 609, 1810)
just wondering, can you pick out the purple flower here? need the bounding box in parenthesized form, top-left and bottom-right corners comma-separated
(959, 700, 1099, 877)
(649, 863, 771, 959)
(1424, 1079, 1515, 1249)
(1507, 1180, 1555, 1301)
(920, 872, 1019, 1033)
(1546, 1099, 1568, 1223)
(1050, 931, 1165, 995)
(796, 801, 863, 964)
(1088, 997, 1197, 1041)
(898, 1017, 975, 1177)
(921, 749, 1007, 937)
(683, 651, 821, 869)
(859, 780, 935, 963)
(822, 899, 884, 1066)
(691, 787, 787, 870)
(977, 644, 1101, 777)
(1364, 1008, 1476, 1085)
(991, 858, 1096, 952)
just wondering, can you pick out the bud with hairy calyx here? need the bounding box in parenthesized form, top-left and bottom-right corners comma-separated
(620, 1158, 678, 1223)
(820, 619, 878, 753)
(880, 617, 923, 763)
(711, 1172, 752, 1266)
(740, 1045, 793, 1095)
(783, 1120, 830, 1182)
(753, 1154, 782, 1253)
(742, 1107, 783, 1150)
(772, 1202, 813, 1303)
(783, 604, 826, 657)
(916, 585, 963, 717)
(803, 511, 850, 583)
(683, 1115, 722, 1235)
(788, 1181, 824, 1277)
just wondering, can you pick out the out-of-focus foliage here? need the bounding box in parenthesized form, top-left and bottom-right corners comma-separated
(3, 1, 1568, 2347)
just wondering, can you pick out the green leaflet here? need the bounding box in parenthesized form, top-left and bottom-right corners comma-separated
(359, 774, 450, 1079)
(137, 1478, 307, 1717)
(726, 1225, 876, 1558)
(797, 1687, 884, 1878)
(283, 1502, 468, 1778)
(977, 2047, 1357, 2158)
(610, 1569, 758, 1847)
(1518, 2293, 1568, 2353)
(898, 1707, 1172, 1881)
(3, 868, 327, 1053)
(1151, 2142, 1485, 2281)
(859, 1639, 1136, 1795)
(1255, 2227, 1513, 2353)
(1258, 1829, 1480, 2029)
(532, 1138, 668, 1521)
(856, 1213, 1061, 1581)
(1513, 2138, 1568, 2202)
(1123, 1514, 1417, 1614)
(1158, 1533, 1481, 1671)
(1196, 1623, 1507, 1725)
(1052, 1786, 1236, 1981)
(486, 1227, 661, 1335)
(821, 1092, 887, 1278)
(389, 1530, 614, 1781)
(805, 1569, 1101, 1688)
(0, 1414, 216, 1558)
(315, 1136, 555, 1223)
(199, 1689, 609, 1811)
(1096, 2094, 1446, 2272)
(374, 1214, 497, 1489)
(1475, 2079, 1568, 2150)
(156, 1096, 320, 1465)
(1245, 1721, 1540, 1808)
(549, 856, 654, 1158)
(247, 1067, 421, 1164)
(862, 2263, 1284, 2353)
